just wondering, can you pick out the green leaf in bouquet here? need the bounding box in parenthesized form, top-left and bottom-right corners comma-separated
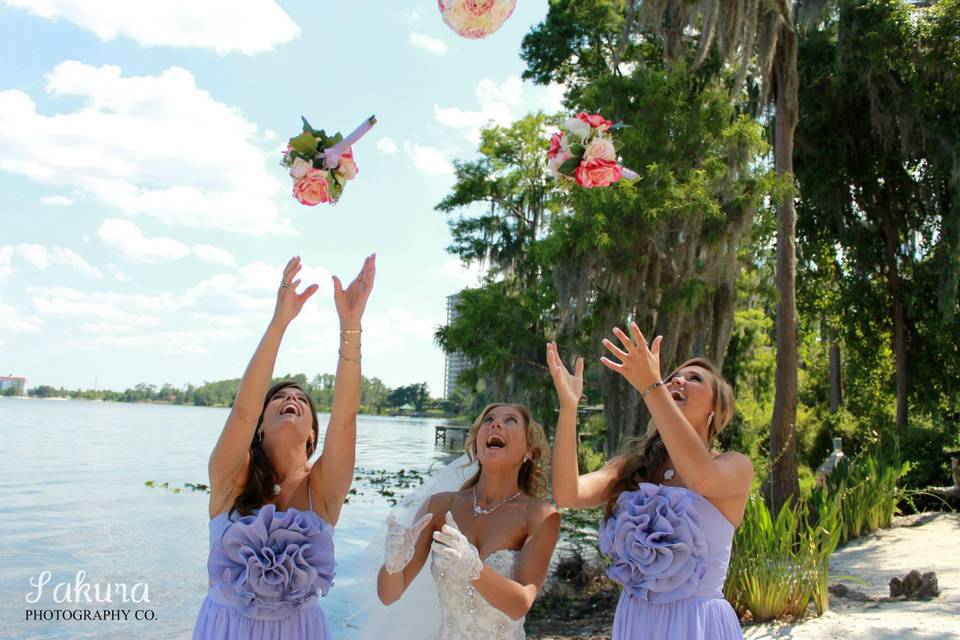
(327, 132, 344, 147)
(301, 116, 315, 133)
(290, 131, 319, 156)
(569, 143, 585, 158)
(327, 174, 343, 201)
(559, 157, 581, 176)
(609, 122, 629, 132)
(312, 156, 326, 170)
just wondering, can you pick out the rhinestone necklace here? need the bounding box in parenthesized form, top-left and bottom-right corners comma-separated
(472, 486, 522, 517)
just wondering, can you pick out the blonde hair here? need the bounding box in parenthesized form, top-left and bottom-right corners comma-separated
(604, 357, 735, 518)
(462, 403, 549, 498)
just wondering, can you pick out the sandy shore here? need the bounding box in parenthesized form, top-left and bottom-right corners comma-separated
(530, 512, 959, 639)
(745, 512, 960, 640)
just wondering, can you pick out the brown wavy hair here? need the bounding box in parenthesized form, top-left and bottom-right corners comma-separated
(604, 357, 735, 518)
(461, 403, 549, 498)
(230, 381, 320, 517)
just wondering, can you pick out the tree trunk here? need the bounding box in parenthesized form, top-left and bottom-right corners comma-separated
(829, 260, 843, 413)
(879, 217, 909, 429)
(829, 323, 842, 413)
(768, 26, 801, 516)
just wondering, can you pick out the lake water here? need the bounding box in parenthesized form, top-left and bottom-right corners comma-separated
(0, 397, 457, 639)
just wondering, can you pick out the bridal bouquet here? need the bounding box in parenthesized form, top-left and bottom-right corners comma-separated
(282, 115, 376, 206)
(547, 112, 638, 189)
(438, 0, 517, 39)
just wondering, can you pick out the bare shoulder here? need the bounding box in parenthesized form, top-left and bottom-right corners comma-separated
(424, 491, 459, 517)
(717, 450, 754, 471)
(524, 496, 560, 531)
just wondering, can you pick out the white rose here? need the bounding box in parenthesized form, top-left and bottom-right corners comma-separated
(583, 138, 617, 162)
(290, 157, 313, 180)
(549, 151, 572, 178)
(563, 117, 591, 142)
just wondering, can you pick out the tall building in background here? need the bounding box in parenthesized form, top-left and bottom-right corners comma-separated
(443, 293, 471, 399)
(0, 375, 26, 396)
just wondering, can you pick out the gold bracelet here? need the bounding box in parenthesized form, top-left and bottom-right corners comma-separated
(341, 328, 362, 335)
(341, 337, 361, 349)
(640, 380, 664, 399)
(338, 349, 361, 364)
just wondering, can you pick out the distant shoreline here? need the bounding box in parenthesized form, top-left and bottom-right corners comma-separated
(1, 395, 467, 419)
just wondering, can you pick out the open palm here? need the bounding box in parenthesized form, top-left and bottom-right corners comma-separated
(334, 253, 376, 327)
(547, 341, 584, 409)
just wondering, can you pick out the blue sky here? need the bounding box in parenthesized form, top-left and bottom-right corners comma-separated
(0, 0, 562, 394)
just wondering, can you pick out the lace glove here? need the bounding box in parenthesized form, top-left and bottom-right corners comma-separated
(431, 511, 482, 581)
(384, 513, 433, 574)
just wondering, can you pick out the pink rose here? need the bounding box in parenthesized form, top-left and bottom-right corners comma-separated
(576, 112, 614, 131)
(293, 169, 333, 206)
(583, 137, 617, 163)
(464, 0, 494, 16)
(547, 132, 564, 159)
(575, 159, 623, 188)
(337, 148, 358, 180)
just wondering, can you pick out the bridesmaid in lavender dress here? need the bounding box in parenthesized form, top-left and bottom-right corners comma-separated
(547, 326, 753, 640)
(193, 254, 375, 640)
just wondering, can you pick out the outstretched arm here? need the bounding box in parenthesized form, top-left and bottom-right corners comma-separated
(208, 257, 319, 515)
(311, 254, 376, 525)
(378, 494, 450, 604)
(469, 503, 560, 620)
(547, 342, 622, 509)
(601, 323, 753, 499)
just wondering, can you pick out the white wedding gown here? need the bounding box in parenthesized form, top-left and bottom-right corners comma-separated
(431, 548, 526, 640)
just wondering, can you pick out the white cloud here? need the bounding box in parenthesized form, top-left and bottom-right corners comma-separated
(0, 297, 42, 332)
(0, 243, 102, 279)
(97, 219, 191, 263)
(404, 142, 454, 177)
(40, 195, 74, 206)
(409, 31, 448, 55)
(434, 76, 567, 143)
(0, 61, 291, 235)
(430, 257, 485, 289)
(192, 244, 236, 267)
(31, 294, 161, 327)
(376, 137, 399, 155)
(0, 0, 299, 55)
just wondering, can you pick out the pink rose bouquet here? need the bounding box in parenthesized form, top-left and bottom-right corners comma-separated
(548, 112, 638, 189)
(282, 115, 376, 206)
(439, 0, 517, 39)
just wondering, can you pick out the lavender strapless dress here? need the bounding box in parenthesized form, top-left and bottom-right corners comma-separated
(599, 483, 742, 639)
(193, 487, 336, 640)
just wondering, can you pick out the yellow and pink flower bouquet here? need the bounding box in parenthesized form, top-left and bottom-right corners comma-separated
(547, 112, 638, 189)
(282, 115, 376, 206)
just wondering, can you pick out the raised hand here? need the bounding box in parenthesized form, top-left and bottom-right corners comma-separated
(600, 322, 664, 394)
(431, 511, 482, 581)
(333, 253, 376, 329)
(547, 341, 584, 410)
(273, 256, 320, 327)
(384, 513, 433, 575)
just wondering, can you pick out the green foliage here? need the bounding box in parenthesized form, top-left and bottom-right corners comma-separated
(726, 451, 907, 622)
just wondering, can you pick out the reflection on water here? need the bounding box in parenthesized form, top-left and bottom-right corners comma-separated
(0, 397, 455, 639)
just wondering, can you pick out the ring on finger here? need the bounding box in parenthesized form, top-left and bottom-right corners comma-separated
(280, 281, 289, 289)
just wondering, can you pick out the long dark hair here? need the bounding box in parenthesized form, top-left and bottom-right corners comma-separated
(604, 357, 735, 519)
(461, 403, 550, 498)
(230, 381, 320, 517)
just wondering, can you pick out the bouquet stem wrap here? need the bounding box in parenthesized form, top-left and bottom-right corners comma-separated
(322, 115, 377, 170)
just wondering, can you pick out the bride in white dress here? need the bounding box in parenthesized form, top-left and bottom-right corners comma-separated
(373, 403, 560, 639)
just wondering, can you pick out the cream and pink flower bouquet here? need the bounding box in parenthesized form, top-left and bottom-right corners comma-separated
(282, 115, 376, 206)
(439, 0, 517, 39)
(547, 112, 638, 189)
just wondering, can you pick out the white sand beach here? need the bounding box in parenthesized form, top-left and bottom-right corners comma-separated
(744, 512, 960, 640)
